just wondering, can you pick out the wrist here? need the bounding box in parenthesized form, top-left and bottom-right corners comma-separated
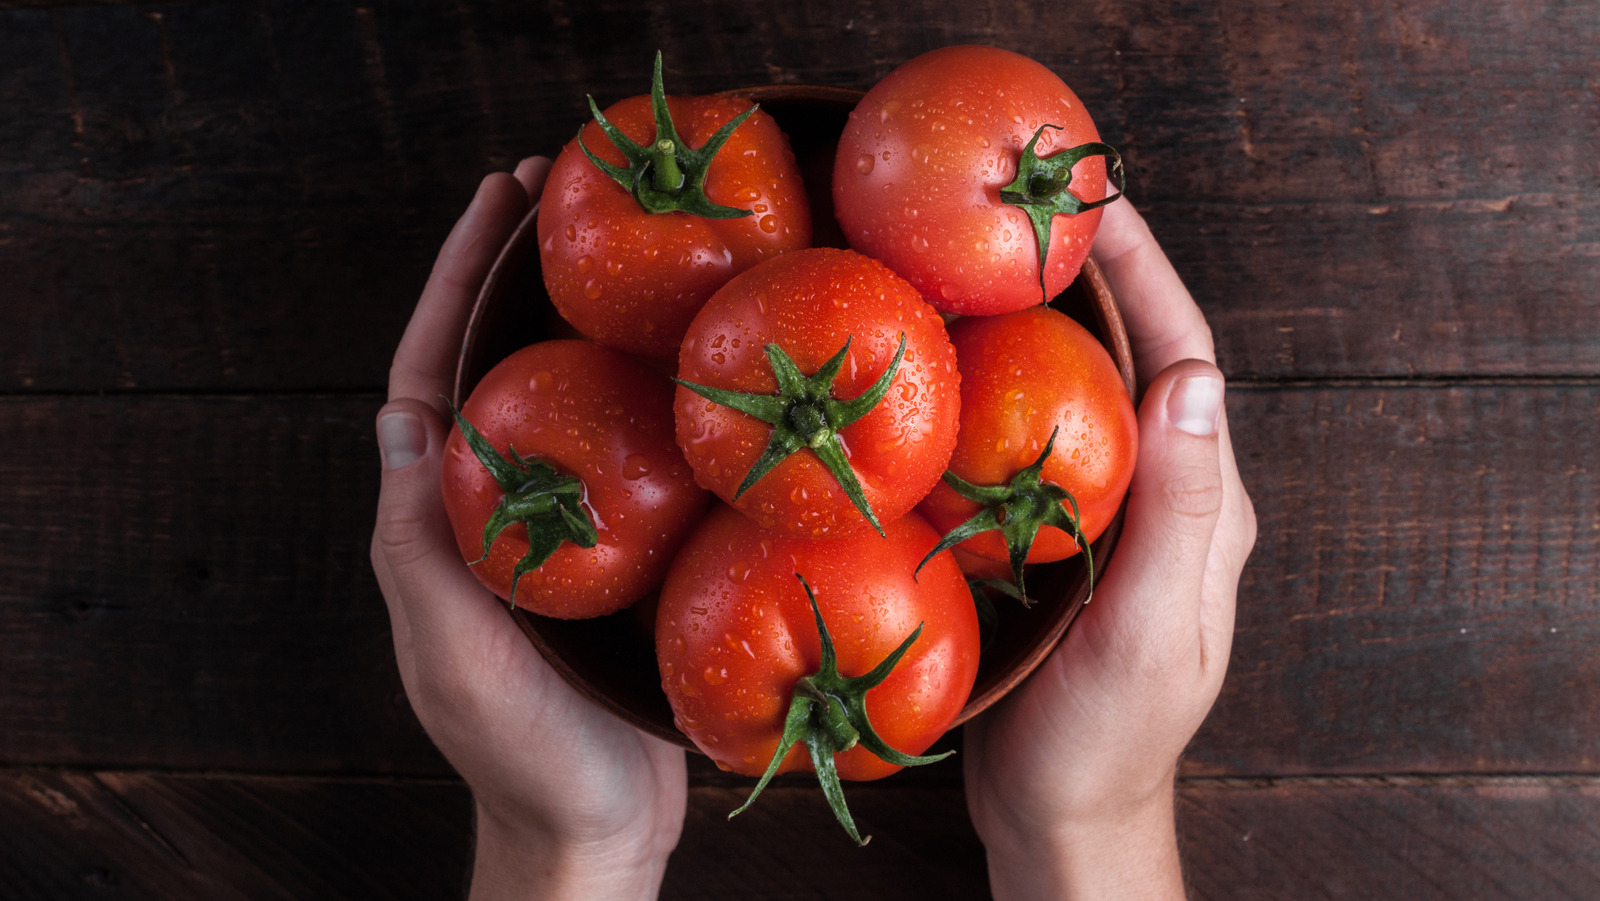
(468, 804, 673, 901)
(982, 775, 1185, 901)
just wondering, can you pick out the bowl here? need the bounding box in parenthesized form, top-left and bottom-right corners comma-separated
(453, 85, 1135, 749)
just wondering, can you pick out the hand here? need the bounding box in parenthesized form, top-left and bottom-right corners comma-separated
(370, 159, 687, 901)
(963, 200, 1258, 899)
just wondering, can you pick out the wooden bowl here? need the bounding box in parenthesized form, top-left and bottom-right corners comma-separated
(453, 85, 1135, 750)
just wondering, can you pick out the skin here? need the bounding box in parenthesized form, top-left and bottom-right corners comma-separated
(372, 159, 684, 901)
(964, 198, 1258, 900)
(372, 158, 1253, 900)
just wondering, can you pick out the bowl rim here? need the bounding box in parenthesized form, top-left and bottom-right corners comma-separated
(452, 84, 1135, 750)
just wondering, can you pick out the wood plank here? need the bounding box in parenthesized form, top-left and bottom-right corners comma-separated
(2, 0, 1595, 391)
(0, 770, 471, 900)
(1177, 777, 1600, 900)
(1, 770, 1595, 899)
(0, 394, 448, 775)
(1188, 385, 1600, 775)
(0, 385, 1595, 777)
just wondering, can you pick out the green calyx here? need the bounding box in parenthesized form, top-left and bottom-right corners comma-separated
(675, 334, 906, 537)
(915, 426, 1093, 605)
(999, 124, 1126, 303)
(448, 403, 598, 610)
(729, 574, 949, 846)
(578, 51, 756, 218)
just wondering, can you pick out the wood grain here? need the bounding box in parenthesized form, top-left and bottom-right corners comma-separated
(1, 386, 1593, 776)
(2, 0, 1594, 392)
(2, 770, 1595, 900)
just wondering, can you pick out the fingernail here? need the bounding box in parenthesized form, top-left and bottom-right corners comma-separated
(377, 410, 427, 470)
(1167, 374, 1224, 437)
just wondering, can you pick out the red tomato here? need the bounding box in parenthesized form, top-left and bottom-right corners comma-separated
(917, 306, 1136, 583)
(833, 45, 1121, 315)
(656, 504, 978, 840)
(538, 57, 812, 362)
(442, 340, 710, 618)
(674, 247, 960, 539)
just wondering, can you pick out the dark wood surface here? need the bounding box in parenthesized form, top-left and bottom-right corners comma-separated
(2, 0, 1594, 897)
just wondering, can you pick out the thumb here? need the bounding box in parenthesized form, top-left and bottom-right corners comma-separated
(371, 398, 496, 660)
(1106, 360, 1227, 631)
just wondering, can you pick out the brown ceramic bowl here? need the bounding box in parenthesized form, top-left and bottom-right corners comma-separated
(453, 85, 1135, 750)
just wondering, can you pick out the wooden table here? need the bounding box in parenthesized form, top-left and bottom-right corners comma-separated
(4, 1, 1595, 897)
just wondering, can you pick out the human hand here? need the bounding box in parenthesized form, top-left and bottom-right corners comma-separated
(963, 200, 1258, 899)
(370, 159, 686, 901)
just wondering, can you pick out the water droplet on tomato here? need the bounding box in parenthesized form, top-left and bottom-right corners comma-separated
(584, 280, 603, 299)
(623, 454, 652, 480)
(576, 255, 594, 273)
(855, 154, 875, 175)
(758, 215, 778, 234)
(703, 666, 727, 685)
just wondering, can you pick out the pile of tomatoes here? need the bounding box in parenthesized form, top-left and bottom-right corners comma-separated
(442, 46, 1138, 844)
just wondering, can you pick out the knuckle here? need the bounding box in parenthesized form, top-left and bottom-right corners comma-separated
(375, 500, 438, 572)
(1162, 471, 1225, 522)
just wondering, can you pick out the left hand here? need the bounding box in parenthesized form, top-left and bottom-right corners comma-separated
(370, 158, 686, 901)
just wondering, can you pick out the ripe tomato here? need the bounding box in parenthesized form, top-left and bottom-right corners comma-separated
(833, 45, 1122, 315)
(442, 340, 710, 618)
(916, 305, 1137, 596)
(673, 247, 960, 539)
(656, 503, 979, 842)
(538, 55, 812, 362)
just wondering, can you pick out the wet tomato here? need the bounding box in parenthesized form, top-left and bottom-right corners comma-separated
(833, 45, 1122, 315)
(656, 503, 979, 842)
(442, 340, 710, 618)
(538, 54, 812, 362)
(673, 247, 960, 539)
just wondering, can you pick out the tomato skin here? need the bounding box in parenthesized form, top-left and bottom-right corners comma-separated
(674, 247, 961, 539)
(917, 306, 1137, 563)
(442, 340, 711, 618)
(833, 46, 1109, 315)
(538, 93, 812, 362)
(656, 504, 979, 780)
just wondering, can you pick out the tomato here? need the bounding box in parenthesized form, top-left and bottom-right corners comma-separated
(442, 340, 710, 618)
(538, 54, 812, 362)
(674, 246, 960, 539)
(656, 503, 979, 842)
(916, 305, 1136, 597)
(833, 45, 1122, 316)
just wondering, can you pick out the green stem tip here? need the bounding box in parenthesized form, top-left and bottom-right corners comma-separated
(447, 401, 598, 610)
(675, 334, 906, 537)
(914, 426, 1094, 605)
(578, 51, 756, 219)
(999, 125, 1126, 303)
(728, 573, 949, 846)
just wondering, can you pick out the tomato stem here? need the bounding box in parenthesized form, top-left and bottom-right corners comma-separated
(999, 125, 1126, 303)
(576, 51, 756, 219)
(675, 334, 907, 537)
(914, 426, 1094, 605)
(727, 574, 948, 846)
(447, 401, 599, 610)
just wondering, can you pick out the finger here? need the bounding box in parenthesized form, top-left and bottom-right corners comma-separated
(1093, 200, 1215, 384)
(372, 398, 512, 659)
(1102, 359, 1227, 655)
(1198, 409, 1255, 668)
(389, 172, 532, 412)
(513, 155, 553, 204)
